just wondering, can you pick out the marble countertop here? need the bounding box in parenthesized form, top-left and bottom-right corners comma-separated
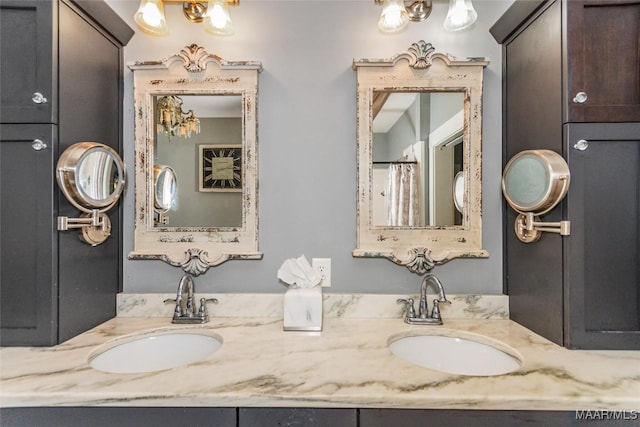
(1, 294, 639, 410)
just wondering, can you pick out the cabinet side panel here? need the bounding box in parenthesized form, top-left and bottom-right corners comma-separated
(504, 1, 565, 345)
(57, 2, 121, 341)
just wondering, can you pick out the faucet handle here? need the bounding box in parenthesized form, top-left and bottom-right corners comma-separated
(397, 298, 416, 319)
(163, 297, 182, 316)
(431, 298, 451, 321)
(197, 297, 219, 320)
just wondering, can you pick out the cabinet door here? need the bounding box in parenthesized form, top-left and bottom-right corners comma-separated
(565, 123, 640, 349)
(360, 409, 581, 426)
(0, 407, 236, 427)
(239, 408, 357, 427)
(0, 124, 58, 346)
(0, 0, 56, 124)
(566, 0, 640, 122)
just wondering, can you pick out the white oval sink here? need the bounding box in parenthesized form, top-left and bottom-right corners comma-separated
(388, 333, 522, 376)
(89, 329, 222, 374)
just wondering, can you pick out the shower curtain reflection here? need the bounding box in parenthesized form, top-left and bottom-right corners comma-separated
(387, 162, 420, 226)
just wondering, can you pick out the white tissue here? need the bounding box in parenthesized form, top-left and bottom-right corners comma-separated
(277, 255, 321, 289)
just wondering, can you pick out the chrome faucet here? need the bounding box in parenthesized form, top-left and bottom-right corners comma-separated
(164, 274, 218, 324)
(397, 274, 451, 325)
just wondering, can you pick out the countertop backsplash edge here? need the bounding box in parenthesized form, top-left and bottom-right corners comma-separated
(117, 293, 509, 319)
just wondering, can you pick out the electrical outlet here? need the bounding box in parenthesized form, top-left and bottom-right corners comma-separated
(312, 258, 331, 288)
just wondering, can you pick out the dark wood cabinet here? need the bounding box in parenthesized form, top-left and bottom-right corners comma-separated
(0, 407, 609, 427)
(239, 408, 357, 427)
(0, 0, 133, 345)
(564, 123, 640, 348)
(566, 0, 640, 123)
(0, 0, 56, 124)
(492, 0, 640, 349)
(0, 124, 58, 345)
(0, 407, 237, 427)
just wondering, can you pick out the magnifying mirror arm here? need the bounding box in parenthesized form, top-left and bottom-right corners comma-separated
(57, 209, 108, 232)
(515, 212, 570, 243)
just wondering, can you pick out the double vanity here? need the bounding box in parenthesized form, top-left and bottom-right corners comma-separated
(1, 293, 638, 411)
(2, 37, 639, 425)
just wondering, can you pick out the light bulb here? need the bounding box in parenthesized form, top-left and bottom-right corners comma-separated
(134, 0, 169, 36)
(378, 0, 409, 33)
(443, 0, 477, 32)
(204, 0, 234, 36)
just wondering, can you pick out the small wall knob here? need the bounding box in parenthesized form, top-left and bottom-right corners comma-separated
(32, 92, 48, 104)
(31, 139, 47, 151)
(573, 139, 589, 151)
(573, 92, 588, 103)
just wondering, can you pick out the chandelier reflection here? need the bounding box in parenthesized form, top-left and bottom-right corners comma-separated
(156, 95, 201, 139)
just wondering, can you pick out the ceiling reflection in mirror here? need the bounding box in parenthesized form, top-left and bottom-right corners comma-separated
(372, 91, 464, 227)
(153, 94, 243, 228)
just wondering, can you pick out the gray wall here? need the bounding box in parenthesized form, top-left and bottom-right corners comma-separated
(106, 0, 514, 294)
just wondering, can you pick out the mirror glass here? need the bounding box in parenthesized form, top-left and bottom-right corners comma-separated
(153, 94, 242, 228)
(154, 165, 177, 213)
(372, 91, 464, 227)
(77, 148, 124, 207)
(502, 149, 570, 214)
(503, 153, 551, 211)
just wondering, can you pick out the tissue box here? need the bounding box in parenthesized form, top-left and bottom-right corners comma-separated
(283, 286, 323, 331)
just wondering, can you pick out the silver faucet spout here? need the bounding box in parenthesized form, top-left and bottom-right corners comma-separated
(176, 274, 196, 317)
(419, 274, 447, 318)
(398, 274, 451, 325)
(164, 274, 217, 324)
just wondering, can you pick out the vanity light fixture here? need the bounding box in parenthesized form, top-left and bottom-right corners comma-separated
(443, 0, 477, 32)
(374, 0, 477, 33)
(156, 95, 201, 139)
(376, 0, 431, 33)
(134, 0, 238, 37)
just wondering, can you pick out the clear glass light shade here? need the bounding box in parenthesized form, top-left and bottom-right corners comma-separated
(378, 0, 409, 33)
(134, 0, 169, 36)
(204, 0, 234, 36)
(443, 0, 477, 32)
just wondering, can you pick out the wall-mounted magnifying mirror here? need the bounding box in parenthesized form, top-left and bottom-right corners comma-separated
(56, 142, 125, 246)
(453, 171, 464, 214)
(153, 164, 177, 225)
(353, 41, 489, 274)
(129, 44, 262, 276)
(502, 149, 571, 243)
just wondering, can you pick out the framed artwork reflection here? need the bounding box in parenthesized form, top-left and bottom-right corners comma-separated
(198, 144, 242, 192)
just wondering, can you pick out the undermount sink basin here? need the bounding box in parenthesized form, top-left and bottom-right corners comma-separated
(388, 332, 522, 376)
(89, 329, 222, 374)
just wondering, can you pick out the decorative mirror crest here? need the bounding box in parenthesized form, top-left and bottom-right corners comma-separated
(129, 44, 262, 275)
(353, 41, 489, 273)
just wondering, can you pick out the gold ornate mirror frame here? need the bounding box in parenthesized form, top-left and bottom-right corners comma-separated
(352, 41, 489, 274)
(128, 44, 262, 275)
